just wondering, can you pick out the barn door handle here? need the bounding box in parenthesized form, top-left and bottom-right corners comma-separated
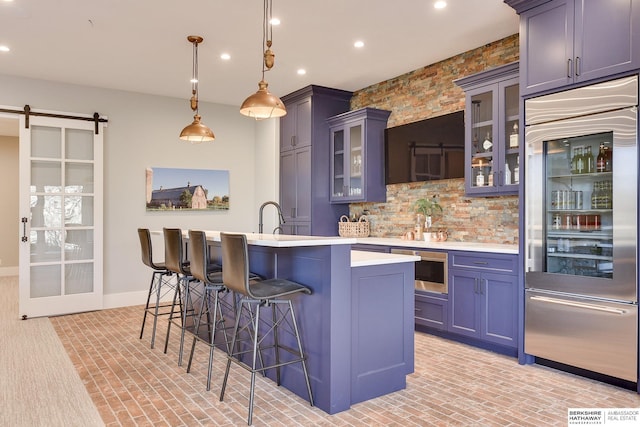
(21, 217, 28, 242)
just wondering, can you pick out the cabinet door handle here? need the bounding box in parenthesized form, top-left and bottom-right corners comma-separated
(291, 207, 296, 218)
(481, 279, 486, 295)
(575, 56, 580, 76)
(567, 58, 572, 78)
(473, 261, 488, 265)
(291, 135, 296, 147)
(474, 277, 478, 294)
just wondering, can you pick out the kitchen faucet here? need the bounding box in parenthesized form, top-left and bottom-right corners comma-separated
(258, 201, 285, 234)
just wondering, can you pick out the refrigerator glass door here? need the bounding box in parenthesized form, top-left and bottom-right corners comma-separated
(525, 107, 637, 302)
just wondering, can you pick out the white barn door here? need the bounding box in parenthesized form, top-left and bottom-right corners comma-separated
(18, 114, 103, 318)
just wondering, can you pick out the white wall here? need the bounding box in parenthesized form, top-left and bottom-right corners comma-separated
(0, 73, 279, 305)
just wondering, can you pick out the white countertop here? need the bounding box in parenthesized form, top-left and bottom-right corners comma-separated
(351, 250, 420, 267)
(152, 230, 516, 253)
(200, 230, 356, 247)
(355, 237, 518, 254)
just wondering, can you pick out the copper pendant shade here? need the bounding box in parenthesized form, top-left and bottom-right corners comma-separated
(180, 114, 215, 142)
(240, 0, 287, 120)
(180, 35, 215, 143)
(240, 80, 286, 119)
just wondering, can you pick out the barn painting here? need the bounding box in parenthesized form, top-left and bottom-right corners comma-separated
(145, 167, 229, 211)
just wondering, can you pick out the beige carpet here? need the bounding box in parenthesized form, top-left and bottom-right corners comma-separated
(0, 276, 104, 427)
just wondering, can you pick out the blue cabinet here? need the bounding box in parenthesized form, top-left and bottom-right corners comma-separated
(415, 291, 448, 331)
(280, 95, 311, 152)
(350, 262, 415, 404)
(455, 62, 520, 196)
(327, 108, 391, 203)
(448, 251, 518, 349)
(518, 0, 640, 96)
(279, 86, 352, 235)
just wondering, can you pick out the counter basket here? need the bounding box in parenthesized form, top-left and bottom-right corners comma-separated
(338, 215, 370, 237)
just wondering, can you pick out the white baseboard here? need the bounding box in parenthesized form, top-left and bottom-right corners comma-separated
(0, 267, 18, 277)
(103, 289, 175, 310)
(5, 271, 175, 310)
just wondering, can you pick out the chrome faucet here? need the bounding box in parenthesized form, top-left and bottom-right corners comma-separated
(259, 201, 285, 234)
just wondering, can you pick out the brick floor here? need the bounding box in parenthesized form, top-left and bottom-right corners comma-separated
(51, 305, 640, 426)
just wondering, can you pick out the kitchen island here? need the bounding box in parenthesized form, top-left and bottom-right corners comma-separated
(194, 231, 419, 414)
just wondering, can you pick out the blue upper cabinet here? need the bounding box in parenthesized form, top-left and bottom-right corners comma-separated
(327, 108, 391, 204)
(455, 62, 520, 196)
(280, 96, 312, 152)
(518, 0, 640, 96)
(279, 85, 352, 236)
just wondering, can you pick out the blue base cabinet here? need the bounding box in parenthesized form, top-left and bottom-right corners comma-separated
(415, 291, 448, 331)
(448, 251, 518, 350)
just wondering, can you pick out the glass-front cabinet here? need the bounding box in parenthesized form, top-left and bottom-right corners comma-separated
(327, 107, 390, 204)
(455, 62, 519, 196)
(545, 134, 613, 279)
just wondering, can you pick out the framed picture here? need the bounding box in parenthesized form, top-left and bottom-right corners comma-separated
(145, 167, 229, 211)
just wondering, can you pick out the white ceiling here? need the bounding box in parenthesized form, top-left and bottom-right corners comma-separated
(0, 0, 518, 136)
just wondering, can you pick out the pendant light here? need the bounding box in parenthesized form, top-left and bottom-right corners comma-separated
(240, 0, 287, 119)
(180, 35, 215, 143)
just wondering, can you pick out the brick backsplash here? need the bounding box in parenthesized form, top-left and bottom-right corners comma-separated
(351, 179, 519, 244)
(348, 34, 520, 244)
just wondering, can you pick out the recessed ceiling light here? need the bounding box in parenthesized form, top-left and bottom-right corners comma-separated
(354, 40, 364, 48)
(270, 17, 281, 26)
(0, 45, 10, 52)
(220, 53, 231, 60)
(297, 69, 306, 76)
(434, 1, 447, 9)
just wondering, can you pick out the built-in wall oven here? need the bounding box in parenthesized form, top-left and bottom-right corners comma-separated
(391, 249, 448, 294)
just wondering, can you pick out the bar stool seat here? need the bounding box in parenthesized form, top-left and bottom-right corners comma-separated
(218, 232, 313, 425)
(137, 228, 177, 349)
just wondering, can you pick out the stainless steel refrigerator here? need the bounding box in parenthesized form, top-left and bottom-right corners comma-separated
(524, 75, 638, 383)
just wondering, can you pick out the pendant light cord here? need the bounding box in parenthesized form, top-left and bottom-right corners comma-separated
(262, 0, 273, 77)
(192, 39, 199, 114)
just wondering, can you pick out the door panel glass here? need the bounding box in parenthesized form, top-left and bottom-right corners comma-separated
(30, 195, 62, 227)
(65, 230, 94, 260)
(65, 163, 94, 193)
(545, 132, 613, 278)
(65, 196, 94, 226)
(349, 124, 362, 196)
(504, 83, 519, 186)
(65, 263, 94, 294)
(66, 128, 94, 160)
(470, 91, 494, 188)
(31, 160, 61, 189)
(332, 129, 345, 197)
(31, 126, 61, 158)
(30, 230, 63, 262)
(30, 265, 61, 298)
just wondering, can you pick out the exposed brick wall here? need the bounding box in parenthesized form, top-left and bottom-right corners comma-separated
(349, 34, 520, 244)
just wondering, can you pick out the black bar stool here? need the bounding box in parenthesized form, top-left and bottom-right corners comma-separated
(185, 230, 233, 391)
(137, 228, 176, 349)
(218, 232, 313, 426)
